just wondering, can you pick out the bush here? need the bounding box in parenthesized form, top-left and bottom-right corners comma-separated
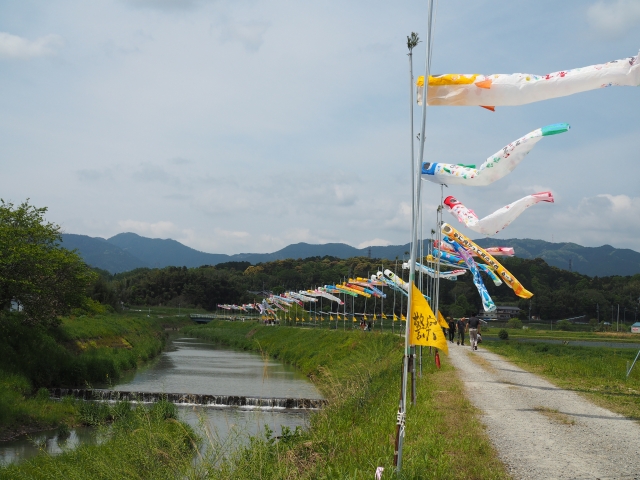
(507, 318, 523, 329)
(498, 329, 509, 340)
(556, 319, 572, 331)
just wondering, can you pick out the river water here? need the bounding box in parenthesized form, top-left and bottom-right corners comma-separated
(0, 335, 322, 465)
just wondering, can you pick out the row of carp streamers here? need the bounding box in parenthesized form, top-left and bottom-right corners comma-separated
(412, 50, 640, 313)
(221, 52, 640, 317)
(217, 271, 419, 318)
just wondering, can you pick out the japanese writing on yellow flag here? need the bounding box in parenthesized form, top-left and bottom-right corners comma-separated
(409, 283, 448, 354)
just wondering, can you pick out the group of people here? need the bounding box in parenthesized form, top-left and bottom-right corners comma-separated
(445, 314, 482, 351)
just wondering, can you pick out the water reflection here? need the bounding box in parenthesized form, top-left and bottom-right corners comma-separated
(0, 335, 321, 465)
(0, 427, 98, 466)
(114, 337, 322, 399)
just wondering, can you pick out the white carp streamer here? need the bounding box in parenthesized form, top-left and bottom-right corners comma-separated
(421, 123, 569, 186)
(444, 192, 554, 235)
(417, 50, 640, 106)
(401, 262, 466, 281)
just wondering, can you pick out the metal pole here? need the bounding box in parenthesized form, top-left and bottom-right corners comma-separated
(396, 1, 436, 468)
(627, 349, 640, 378)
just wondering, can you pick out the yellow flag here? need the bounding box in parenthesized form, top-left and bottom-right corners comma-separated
(393, 314, 398, 322)
(437, 311, 449, 329)
(382, 313, 388, 319)
(401, 314, 406, 321)
(330, 315, 334, 320)
(373, 314, 377, 320)
(352, 316, 357, 322)
(363, 314, 367, 320)
(409, 283, 448, 354)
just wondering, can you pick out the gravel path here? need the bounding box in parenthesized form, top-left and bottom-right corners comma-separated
(447, 343, 640, 479)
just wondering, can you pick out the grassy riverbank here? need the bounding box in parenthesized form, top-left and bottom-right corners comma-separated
(0, 312, 190, 441)
(0, 400, 197, 479)
(183, 321, 508, 479)
(483, 341, 640, 420)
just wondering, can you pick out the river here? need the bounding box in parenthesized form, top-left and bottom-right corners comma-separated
(0, 335, 322, 465)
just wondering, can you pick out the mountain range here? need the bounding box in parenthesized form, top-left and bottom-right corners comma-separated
(60, 232, 640, 277)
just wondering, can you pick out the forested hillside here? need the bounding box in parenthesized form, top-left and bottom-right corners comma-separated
(94, 256, 640, 322)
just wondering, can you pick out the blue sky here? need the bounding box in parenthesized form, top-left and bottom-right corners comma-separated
(1, 0, 639, 254)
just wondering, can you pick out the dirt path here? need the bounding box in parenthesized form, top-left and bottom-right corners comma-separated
(447, 344, 640, 479)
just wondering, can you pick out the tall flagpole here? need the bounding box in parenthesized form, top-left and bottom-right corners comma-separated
(395, 0, 436, 471)
(394, 30, 419, 470)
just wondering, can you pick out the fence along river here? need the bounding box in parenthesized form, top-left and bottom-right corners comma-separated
(0, 335, 324, 465)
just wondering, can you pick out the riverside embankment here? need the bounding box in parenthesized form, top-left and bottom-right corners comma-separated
(2, 319, 509, 478)
(0, 312, 190, 442)
(180, 320, 508, 479)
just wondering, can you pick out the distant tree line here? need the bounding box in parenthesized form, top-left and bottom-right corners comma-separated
(91, 256, 640, 322)
(4, 200, 638, 325)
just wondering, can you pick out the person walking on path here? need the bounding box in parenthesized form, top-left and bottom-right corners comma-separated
(456, 317, 467, 345)
(448, 317, 456, 343)
(468, 314, 481, 351)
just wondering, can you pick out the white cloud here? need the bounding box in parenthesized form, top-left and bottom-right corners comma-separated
(213, 228, 250, 239)
(357, 238, 392, 248)
(125, 0, 206, 11)
(0, 32, 64, 59)
(118, 219, 179, 237)
(548, 194, 640, 249)
(217, 21, 270, 52)
(132, 163, 179, 185)
(587, 0, 640, 37)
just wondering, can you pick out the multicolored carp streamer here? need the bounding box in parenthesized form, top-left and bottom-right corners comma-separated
(434, 240, 514, 257)
(442, 223, 533, 299)
(401, 261, 466, 281)
(314, 289, 344, 305)
(416, 51, 640, 107)
(444, 191, 554, 235)
(349, 278, 386, 298)
(427, 250, 503, 286)
(375, 272, 408, 298)
(443, 237, 496, 312)
(421, 123, 569, 186)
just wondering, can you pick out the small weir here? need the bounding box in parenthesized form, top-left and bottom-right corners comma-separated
(2, 336, 323, 466)
(50, 388, 326, 410)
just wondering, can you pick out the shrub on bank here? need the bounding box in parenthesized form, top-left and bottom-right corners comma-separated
(0, 401, 196, 480)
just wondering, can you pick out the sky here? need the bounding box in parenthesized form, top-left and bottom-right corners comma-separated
(1, 0, 639, 255)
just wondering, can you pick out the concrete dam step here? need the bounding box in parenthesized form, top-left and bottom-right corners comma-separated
(49, 388, 326, 411)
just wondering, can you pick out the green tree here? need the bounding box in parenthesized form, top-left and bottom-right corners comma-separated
(0, 200, 97, 326)
(507, 318, 523, 329)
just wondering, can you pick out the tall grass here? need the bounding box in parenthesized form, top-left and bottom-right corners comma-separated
(0, 313, 190, 438)
(485, 341, 640, 419)
(184, 321, 508, 479)
(0, 401, 198, 479)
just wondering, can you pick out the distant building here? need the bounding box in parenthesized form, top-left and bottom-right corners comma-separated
(10, 299, 23, 312)
(480, 306, 520, 321)
(632, 322, 640, 334)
